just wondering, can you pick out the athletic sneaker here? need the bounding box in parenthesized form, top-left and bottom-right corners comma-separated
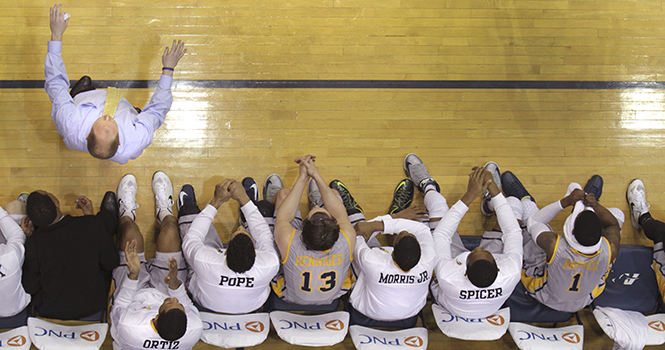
(239, 177, 259, 226)
(584, 175, 603, 200)
(308, 179, 324, 210)
(627, 179, 650, 230)
(152, 171, 174, 222)
(177, 184, 199, 218)
(330, 179, 363, 215)
(388, 178, 414, 215)
(403, 153, 440, 193)
(117, 174, 139, 220)
(17, 192, 29, 206)
(263, 174, 283, 203)
(242, 177, 259, 204)
(501, 171, 535, 202)
(481, 161, 502, 217)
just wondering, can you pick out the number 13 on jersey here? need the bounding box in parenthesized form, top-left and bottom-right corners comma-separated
(301, 270, 337, 293)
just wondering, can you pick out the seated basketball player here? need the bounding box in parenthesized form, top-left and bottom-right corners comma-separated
(0, 199, 31, 318)
(344, 177, 434, 322)
(23, 190, 118, 320)
(269, 155, 356, 305)
(523, 175, 622, 313)
(404, 154, 523, 318)
(178, 178, 280, 314)
(110, 172, 202, 349)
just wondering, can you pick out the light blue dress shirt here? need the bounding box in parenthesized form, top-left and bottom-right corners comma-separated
(44, 41, 173, 164)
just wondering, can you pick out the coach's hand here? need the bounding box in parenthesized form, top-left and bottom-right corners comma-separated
(125, 239, 141, 280)
(164, 257, 181, 290)
(49, 4, 69, 41)
(162, 40, 187, 76)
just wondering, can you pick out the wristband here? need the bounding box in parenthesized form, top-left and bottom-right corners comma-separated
(162, 67, 174, 71)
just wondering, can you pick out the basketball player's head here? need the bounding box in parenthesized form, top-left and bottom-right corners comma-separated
(302, 207, 340, 251)
(226, 226, 256, 273)
(392, 231, 421, 271)
(26, 190, 61, 227)
(466, 247, 498, 288)
(87, 114, 119, 159)
(573, 210, 602, 247)
(155, 297, 187, 341)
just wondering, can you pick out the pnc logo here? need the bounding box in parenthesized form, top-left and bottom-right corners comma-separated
(245, 321, 264, 333)
(80, 331, 99, 342)
(325, 319, 344, 331)
(486, 315, 505, 326)
(562, 332, 581, 344)
(649, 321, 665, 332)
(404, 336, 423, 347)
(7, 335, 26, 347)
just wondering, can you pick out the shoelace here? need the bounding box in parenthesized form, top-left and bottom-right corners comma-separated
(392, 187, 412, 209)
(632, 190, 650, 213)
(119, 188, 139, 212)
(155, 183, 174, 209)
(335, 187, 356, 210)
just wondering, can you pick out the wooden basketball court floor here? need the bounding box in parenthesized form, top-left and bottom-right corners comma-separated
(3, 0, 665, 348)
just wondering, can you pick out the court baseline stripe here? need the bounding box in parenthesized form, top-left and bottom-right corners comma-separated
(3, 80, 665, 89)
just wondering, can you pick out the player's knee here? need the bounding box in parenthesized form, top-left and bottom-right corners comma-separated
(274, 188, 290, 206)
(5, 200, 25, 215)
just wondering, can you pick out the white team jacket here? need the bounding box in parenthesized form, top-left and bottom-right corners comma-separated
(350, 216, 435, 321)
(181, 202, 279, 314)
(432, 194, 523, 318)
(0, 207, 31, 317)
(110, 276, 203, 350)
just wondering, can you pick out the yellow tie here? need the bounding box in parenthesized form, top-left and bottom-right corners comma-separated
(102, 87, 122, 117)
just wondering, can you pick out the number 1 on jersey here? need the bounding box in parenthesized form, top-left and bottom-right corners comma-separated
(568, 272, 582, 293)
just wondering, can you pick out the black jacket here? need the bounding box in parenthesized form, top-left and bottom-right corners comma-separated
(22, 213, 118, 320)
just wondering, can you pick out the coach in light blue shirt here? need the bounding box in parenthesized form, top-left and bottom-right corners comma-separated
(44, 4, 186, 164)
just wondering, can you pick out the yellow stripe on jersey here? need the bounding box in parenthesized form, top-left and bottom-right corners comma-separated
(271, 276, 285, 297)
(521, 268, 548, 293)
(281, 228, 296, 264)
(547, 235, 561, 265)
(102, 87, 122, 117)
(341, 267, 355, 291)
(591, 238, 612, 299)
(340, 229, 354, 261)
(653, 261, 665, 306)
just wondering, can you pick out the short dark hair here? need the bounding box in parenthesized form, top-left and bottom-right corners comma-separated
(226, 233, 255, 273)
(467, 259, 498, 288)
(302, 212, 339, 251)
(87, 131, 119, 159)
(26, 191, 57, 227)
(573, 210, 602, 247)
(393, 235, 420, 271)
(156, 308, 187, 341)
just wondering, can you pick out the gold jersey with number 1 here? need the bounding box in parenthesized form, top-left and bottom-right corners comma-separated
(522, 235, 612, 313)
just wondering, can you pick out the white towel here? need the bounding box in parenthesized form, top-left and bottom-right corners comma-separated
(594, 306, 648, 350)
(562, 187, 600, 255)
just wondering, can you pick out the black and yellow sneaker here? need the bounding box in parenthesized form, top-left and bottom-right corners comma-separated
(389, 178, 414, 215)
(329, 179, 363, 215)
